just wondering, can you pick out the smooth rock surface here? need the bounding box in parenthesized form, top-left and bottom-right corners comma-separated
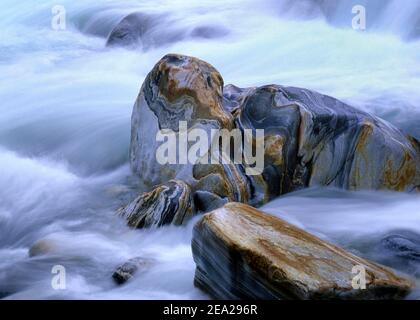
(192, 202, 414, 299)
(118, 180, 195, 228)
(130, 54, 233, 188)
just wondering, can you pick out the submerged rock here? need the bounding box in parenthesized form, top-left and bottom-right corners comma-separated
(106, 12, 183, 49)
(381, 230, 420, 261)
(106, 13, 228, 49)
(112, 257, 155, 285)
(192, 202, 414, 299)
(190, 25, 229, 39)
(29, 239, 59, 257)
(374, 230, 420, 279)
(118, 180, 195, 228)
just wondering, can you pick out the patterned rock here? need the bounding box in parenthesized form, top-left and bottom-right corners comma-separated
(118, 180, 195, 228)
(125, 54, 420, 228)
(192, 202, 414, 299)
(112, 257, 155, 285)
(130, 54, 233, 188)
(233, 84, 420, 202)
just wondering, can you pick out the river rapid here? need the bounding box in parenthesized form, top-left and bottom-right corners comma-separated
(0, 0, 419, 299)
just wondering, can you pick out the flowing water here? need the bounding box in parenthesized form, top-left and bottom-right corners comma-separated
(0, 0, 419, 299)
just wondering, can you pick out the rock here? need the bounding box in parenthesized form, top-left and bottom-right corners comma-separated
(112, 257, 155, 285)
(106, 12, 185, 49)
(29, 239, 59, 257)
(74, 10, 125, 38)
(192, 202, 414, 299)
(381, 230, 420, 261)
(118, 180, 195, 228)
(130, 54, 234, 188)
(233, 84, 420, 198)
(125, 54, 420, 228)
(106, 13, 228, 49)
(222, 84, 254, 113)
(376, 230, 420, 278)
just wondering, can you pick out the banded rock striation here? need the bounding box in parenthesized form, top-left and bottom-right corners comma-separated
(192, 202, 414, 299)
(130, 54, 234, 189)
(118, 180, 194, 228)
(124, 54, 420, 228)
(233, 84, 420, 198)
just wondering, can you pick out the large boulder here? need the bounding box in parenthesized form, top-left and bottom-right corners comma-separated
(233, 84, 420, 202)
(192, 202, 414, 299)
(125, 54, 420, 228)
(130, 54, 234, 189)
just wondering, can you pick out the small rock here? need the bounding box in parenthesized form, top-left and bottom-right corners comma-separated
(118, 180, 195, 228)
(29, 239, 58, 257)
(112, 257, 155, 285)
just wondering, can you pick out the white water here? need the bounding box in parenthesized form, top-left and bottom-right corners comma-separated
(0, 0, 419, 299)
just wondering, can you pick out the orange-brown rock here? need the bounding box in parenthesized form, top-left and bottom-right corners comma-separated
(192, 203, 414, 299)
(130, 54, 234, 188)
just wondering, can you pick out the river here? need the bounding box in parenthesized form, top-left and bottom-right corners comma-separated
(0, 0, 419, 299)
